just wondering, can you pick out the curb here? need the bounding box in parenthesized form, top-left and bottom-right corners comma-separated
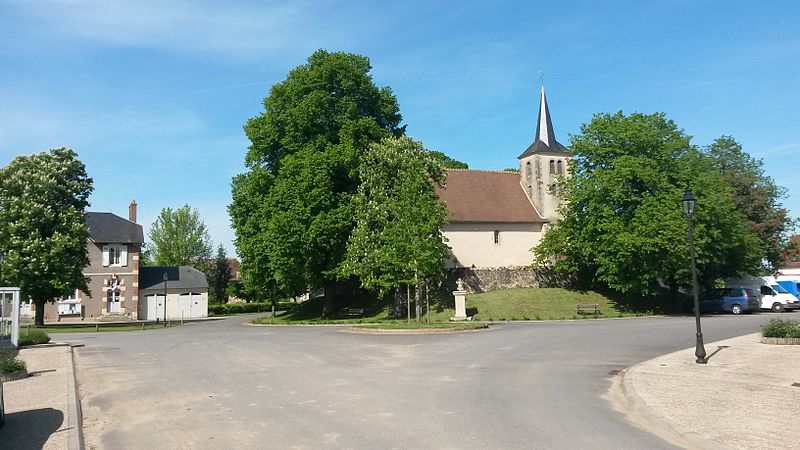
(615, 364, 731, 450)
(66, 345, 85, 450)
(347, 325, 493, 335)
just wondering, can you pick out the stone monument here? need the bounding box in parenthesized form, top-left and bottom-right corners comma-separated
(451, 277, 467, 321)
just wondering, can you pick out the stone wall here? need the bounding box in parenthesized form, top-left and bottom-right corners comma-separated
(443, 266, 573, 293)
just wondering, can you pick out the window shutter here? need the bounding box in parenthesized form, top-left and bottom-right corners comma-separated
(120, 245, 128, 266)
(102, 245, 110, 266)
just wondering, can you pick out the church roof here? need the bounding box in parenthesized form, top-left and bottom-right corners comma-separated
(518, 86, 569, 158)
(436, 170, 545, 223)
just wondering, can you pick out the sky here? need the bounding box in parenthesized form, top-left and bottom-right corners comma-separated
(1, 0, 798, 255)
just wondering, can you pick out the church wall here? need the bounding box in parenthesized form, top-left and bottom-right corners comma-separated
(443, 222, 544, 268)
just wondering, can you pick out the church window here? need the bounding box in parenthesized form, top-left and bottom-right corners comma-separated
(549, 160, 555, 174)
(493, 230, 500, 245)
(525, 162, 532, 179)
(557, 160, 563, 175)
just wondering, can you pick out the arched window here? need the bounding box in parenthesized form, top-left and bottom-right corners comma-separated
(556, 160, 563, 175)
(549, 160, 555, 174)
(525, 161, 532, 179)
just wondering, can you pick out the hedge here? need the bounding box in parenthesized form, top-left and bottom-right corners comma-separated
(208, 302, 296, 316)
(762, 319, 800, 338)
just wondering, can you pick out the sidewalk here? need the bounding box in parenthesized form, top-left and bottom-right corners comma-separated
(0, 345, 82, 450)
(619, 333, 800, 449)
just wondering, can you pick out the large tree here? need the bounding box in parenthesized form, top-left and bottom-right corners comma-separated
(0, 148, 93, 326)
(208, 244, 232, 304)
(705, 135, 793, 270)
(231, 50, 405, 315)
(146, 204, 212, 268)
(340, 136, 449, 319)
(534, 112, 763, 298)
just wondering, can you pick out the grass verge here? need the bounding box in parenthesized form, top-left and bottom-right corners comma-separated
(252, 287, 675, 325)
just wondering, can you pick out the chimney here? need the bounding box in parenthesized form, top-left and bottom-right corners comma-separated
(129, 199, 138, 223)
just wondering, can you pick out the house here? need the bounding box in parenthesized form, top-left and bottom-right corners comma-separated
(138, 266, 209, 320)
(34, 200, 209, 322)
(436, 86, 570, 269)
(40, 201, 144, 321)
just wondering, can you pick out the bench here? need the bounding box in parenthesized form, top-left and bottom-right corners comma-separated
(343, 307, 365, 318)
(576, 304, 601, 315)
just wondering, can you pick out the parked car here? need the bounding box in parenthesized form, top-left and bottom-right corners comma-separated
(725, 276, 799, 312)
(699, 287, 761, 314)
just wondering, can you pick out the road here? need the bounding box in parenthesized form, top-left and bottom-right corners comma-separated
(55, 312, 778, 449)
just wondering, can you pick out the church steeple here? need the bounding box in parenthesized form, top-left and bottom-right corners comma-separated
(518, 85, 568, 159)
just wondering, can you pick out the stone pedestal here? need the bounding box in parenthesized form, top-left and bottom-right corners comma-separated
(452, 290, 467, 321)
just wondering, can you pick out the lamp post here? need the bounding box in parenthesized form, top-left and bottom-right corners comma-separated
(682, 189, 707, 364)
(162, 272, 168, 327)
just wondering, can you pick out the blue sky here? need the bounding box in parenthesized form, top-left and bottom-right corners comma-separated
(1, 0, 798, 255)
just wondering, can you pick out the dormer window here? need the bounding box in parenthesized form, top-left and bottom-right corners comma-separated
(102, 244, 128, 267)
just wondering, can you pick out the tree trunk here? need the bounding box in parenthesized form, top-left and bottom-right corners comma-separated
(406, 285, 411, 323)
(323, 282, 335, 318)
(34, 299, 46, 327)
(414, 284, 421, 322)
(393, 287, 403, 318)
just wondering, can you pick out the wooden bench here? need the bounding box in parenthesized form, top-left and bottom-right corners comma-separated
(343, 307, 365, 318)
(576, 304, 601, 315)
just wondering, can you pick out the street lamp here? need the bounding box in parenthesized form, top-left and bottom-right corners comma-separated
(162, 272, 168, 327)
(683, 189, 707, 364)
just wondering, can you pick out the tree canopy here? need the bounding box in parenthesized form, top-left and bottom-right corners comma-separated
(428, 150, 468, 169)
(340, 136, 449, 297)
(208, 244, 232, 303)
(534, 112, 763, 297)
(0, 148, 93, 325)
(704, 135, 793, 270)
(231, 50, 405, 313)
(146, 204, 212, 268)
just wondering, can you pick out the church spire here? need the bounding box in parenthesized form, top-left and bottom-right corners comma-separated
(518, 84, 568, 159)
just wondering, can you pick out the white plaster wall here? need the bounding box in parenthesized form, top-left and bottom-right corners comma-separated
(444, 223, 545, 268)
(519, 153, 569, 220)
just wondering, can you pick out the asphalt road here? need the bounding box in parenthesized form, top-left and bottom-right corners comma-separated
(55, 312, 780, 449)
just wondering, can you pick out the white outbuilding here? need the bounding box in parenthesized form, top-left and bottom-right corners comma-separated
(138, 266, 208, 321)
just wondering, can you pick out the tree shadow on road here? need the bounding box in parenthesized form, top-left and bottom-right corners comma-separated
(0, 407, 64, 450)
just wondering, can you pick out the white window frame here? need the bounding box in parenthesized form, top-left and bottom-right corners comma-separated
(103, 244, 128, 267)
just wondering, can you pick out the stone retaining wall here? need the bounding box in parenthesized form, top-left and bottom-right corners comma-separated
(444, 266, 573, 293)
(760, 336, 800, 345)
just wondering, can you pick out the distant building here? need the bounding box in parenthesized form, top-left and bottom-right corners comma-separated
(436, 86, 570, 268)
(138, 266, 209, 320)
(32, 200, 208, 322)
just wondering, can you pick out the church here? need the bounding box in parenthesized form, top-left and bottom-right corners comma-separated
(436, 86, 571, 269)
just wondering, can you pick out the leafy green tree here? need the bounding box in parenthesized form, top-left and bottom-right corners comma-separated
(428, 150, 468, 169)
(147, 204, 212, 268)
(208, 244, 232, 303)
(0, 148, 93, 326)
(705, 136, 793, 270)
(534, 112, 763, 298)
(340, 136, 449, 319)
(231, 50, 405, 315)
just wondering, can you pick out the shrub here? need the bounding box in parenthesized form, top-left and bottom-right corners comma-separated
(762, 319, 800, 338)
(209, 302, 296, 316)
(18, 328, 51, 346)
(0, 349, 26, 374)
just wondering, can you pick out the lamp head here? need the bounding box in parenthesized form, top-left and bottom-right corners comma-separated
(682, 189, 696, 217)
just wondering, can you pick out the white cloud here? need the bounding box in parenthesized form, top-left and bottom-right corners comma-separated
(12, 0, 363, 60)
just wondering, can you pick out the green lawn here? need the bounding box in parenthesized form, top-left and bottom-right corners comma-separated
(252, 287, 675, 325)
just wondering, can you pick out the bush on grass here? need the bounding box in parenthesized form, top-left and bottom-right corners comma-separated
(18, 328, 51, 346)
(0, 349, 26, 374)
(762, 319, 800, 338)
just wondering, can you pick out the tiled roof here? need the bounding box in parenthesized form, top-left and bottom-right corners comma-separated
(436, 169, 545, 223)
(139, 266, 209, 291)
(85, 212, 144, 244)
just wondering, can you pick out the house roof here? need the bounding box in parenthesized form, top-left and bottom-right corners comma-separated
(139, 266, 209, 291)
(436, 169, 545, 223)
(85, 212, 144, 244)
(518, 86, 570, 158)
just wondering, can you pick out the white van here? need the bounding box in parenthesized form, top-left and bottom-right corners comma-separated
(726, 276, 799, 312)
